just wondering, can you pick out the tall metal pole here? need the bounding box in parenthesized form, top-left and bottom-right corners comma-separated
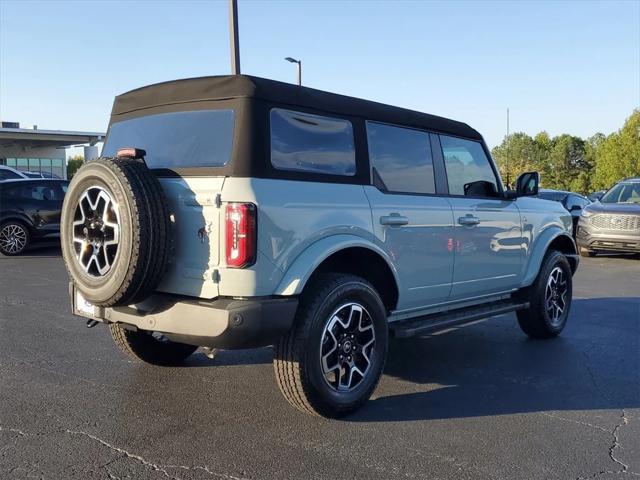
(229, 0, 241, 74)
(296, 60, 302, 86)
(506, 107, 510, 188)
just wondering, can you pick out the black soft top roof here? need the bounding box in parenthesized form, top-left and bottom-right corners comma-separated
(112, 75, 482, 141)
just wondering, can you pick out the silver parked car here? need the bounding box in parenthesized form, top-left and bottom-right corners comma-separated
(60, 75, 579, 417)
(577, 177, 640, 256)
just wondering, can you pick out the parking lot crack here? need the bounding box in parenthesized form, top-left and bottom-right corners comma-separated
(0, 425, 28, 437)
(166, 464, 250, 480)
(608, 409, 638, 476)
(65, 429, 182, 480)
(541, 412, 610, 433)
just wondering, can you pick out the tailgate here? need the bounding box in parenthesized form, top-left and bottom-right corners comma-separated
(156, 176, 224, 298)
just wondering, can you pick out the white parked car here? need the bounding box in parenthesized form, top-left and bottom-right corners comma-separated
(0, 165, 28, 181)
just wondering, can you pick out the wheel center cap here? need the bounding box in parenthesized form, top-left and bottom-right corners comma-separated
(342, 340, 353, 354)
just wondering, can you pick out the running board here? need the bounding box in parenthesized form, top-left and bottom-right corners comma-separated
(389, 299, 529, 338)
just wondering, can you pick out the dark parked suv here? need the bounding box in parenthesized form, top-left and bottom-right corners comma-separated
(536, 189, 590, 238)
(0, 179, 68, 255)
(576, 177, 640, 256)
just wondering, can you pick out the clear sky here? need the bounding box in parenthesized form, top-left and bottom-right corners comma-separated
(0, 0, 638, 153)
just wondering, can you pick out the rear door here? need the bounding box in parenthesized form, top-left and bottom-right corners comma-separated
(437, 135, 524, 300)
(364, 122, 454, 311)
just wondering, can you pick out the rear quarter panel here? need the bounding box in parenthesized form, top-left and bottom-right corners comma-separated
(218, 178, 376, 297)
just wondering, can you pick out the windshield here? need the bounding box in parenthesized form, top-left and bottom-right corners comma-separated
(600, 182, 640, 204)
(103, 109, 235, 169)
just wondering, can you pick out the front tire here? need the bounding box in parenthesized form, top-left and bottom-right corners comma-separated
(0, 221, 30, 256)
(517, 250, 573, 339)
(109, 324, 198, 366)
(274, 273, 388, 418)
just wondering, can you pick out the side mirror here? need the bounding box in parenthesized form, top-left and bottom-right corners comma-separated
(507, 171, 539, 198)
(569, 205, 582, 212)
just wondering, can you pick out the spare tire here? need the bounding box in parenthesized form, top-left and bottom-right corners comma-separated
(61, 157, 170, 307)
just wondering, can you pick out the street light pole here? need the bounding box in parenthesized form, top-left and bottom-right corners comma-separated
(285, 57, 302, 85)
(229, 0, 241, 74)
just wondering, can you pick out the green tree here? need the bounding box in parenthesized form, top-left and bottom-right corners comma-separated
(593, 110, 640, 189)
(491, 132, 538, 188)
(67, 155, 84, 180)
(544, 135, 587, 192)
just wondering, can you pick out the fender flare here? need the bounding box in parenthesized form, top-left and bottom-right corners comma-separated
(0, 213, 34, 229)
(521, 227, 577, 287)
(273, 234, 401, 296)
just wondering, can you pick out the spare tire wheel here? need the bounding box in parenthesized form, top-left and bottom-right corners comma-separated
(60, 157, 170, 307)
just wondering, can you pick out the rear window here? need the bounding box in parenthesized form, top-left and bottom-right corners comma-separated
(103, 110, 235, 169)
(366, 121, 435, 194)
(270, 108, 356, 176)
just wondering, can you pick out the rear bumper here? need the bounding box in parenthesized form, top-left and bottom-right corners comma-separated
(70, 284, 298, 349)
(576, 223, 640, 253)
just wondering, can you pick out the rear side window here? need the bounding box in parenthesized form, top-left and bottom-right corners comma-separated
(270, 108, 356, 176)
(3, 183, 64, 201)
(440, 135, 498, 196)
(0, 169, 22, 180)
(103, 110, 235, 169)
(366, 122, 435, 194)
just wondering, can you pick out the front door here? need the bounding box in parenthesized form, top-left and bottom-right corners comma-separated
(364, 122, 454, 311)
(438, 134, 524, 300)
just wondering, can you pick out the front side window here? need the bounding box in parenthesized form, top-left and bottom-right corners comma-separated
(441, 135, 499, 196)
(366, 122, 435, 194)
(103, 109, 235, 169)
(270, 108, 356, 176)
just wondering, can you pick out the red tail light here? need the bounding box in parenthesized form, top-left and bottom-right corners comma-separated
(225, 203, 257, 268)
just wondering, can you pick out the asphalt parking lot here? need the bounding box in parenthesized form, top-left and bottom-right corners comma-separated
(1, 246, 638, 480)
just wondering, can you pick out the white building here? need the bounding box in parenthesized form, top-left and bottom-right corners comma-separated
(0, 121, 104, 179)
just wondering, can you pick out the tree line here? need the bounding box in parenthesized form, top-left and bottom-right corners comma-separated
(491, 109, 640, 194)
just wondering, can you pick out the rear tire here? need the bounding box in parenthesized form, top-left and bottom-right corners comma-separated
(517, 250, 573, 339)
(0, 220, 30, 256)
(273, 273, 388, 418)
(109, 324, 198, 366)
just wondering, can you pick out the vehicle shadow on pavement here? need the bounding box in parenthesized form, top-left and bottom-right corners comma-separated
(183, 347, 273, 367)
(23, 243, 62, 258)
(348, 297, 640, 422)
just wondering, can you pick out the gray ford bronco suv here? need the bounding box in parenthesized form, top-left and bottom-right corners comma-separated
(61, 75, 579, 417)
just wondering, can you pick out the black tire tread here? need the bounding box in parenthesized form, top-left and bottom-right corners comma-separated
(109, 324, 197, 366)
(274, 273, 385, 417)
(62, 157, 169, 307)
(517, 250, 572, 339)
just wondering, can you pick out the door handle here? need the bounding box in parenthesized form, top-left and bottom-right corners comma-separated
(380, 213, 409, 227)
(458, 215, 480, 227)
